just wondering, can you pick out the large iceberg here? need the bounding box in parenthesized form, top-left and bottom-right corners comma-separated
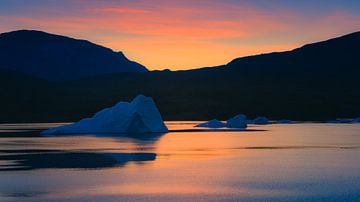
(195, 119, 226, 128)
(42, 95, 168, 135)
(227, 114, 247, 129)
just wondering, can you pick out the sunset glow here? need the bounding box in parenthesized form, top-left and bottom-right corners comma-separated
(0, 0, 359, 70)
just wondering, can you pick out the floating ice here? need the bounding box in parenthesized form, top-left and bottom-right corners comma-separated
(330, 118, 354, 123)
(253, 117, 270, 125)
(246, 120, 255, 124)
(227, 114, 247, 129)
(277, 119, 292, 124)
(195, 119, 226, 128)
(42, 95, 168, 135)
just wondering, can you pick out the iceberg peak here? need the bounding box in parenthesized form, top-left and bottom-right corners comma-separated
(227, 114, 247, 129)
(132, 94, 148, 103)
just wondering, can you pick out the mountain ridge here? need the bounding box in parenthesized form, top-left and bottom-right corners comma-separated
(0, 30, 148, 80)
(227, 31, 360, 65)
(1, 30, 359, 122)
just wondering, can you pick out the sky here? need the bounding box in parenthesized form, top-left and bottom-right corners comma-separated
(0, 0, 359, 70)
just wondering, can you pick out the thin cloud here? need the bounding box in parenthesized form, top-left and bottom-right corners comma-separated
(94, 7, 148, 14)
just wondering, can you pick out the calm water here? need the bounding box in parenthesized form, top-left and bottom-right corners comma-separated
(0, 122, 360, 201)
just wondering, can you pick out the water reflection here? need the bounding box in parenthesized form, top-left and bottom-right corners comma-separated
(0, 122, 360, 202)
(0, 124, 164, 171)
(0, 150, 156, 171)
(78, 132, 166, 142)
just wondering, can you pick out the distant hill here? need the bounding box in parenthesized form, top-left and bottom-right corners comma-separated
(227, 31, 360, 73)
(0, 31, 359, 122)
(0, 30, 147, 80)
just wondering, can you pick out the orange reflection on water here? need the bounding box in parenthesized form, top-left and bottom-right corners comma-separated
(0, 122, 360, 201)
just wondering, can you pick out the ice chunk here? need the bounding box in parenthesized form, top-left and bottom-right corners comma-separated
(253, 117, 270, 125)
(330, 118, 354, 123)
(227, 114, 247, 129)
(195, 119, 226, 128)
(42, 95, 168, 135)
(246, 119, 255, 124)
(277, 119, 292, 124)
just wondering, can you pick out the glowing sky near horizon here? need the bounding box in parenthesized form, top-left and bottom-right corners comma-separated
(0, 0, 359, 70)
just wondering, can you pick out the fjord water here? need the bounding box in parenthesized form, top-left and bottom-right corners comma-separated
(0, 122, 360, 201)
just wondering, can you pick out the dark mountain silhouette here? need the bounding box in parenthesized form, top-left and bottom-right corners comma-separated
(227, 31, 360, 73)
(0, 30, 147, 80)
(1, 31, 359, 122)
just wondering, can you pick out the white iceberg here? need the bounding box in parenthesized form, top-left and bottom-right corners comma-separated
(253, 117, 270, 125)
(42, 95, 168, 135)
(195, 119, 226, 128)
(227, 114, 247, 129)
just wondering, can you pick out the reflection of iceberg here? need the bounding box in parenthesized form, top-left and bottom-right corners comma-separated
(253, 117, 270, 125)
(0, 150, 156, 171)
(42, 95, 168, 135)
(227, 114, 247, 129)
(195, 119, 226, 128)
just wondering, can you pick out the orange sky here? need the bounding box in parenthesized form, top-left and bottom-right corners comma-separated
(0, 0, 359, 70)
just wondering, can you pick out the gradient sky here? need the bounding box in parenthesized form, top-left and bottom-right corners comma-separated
(0, 0, 359, 70)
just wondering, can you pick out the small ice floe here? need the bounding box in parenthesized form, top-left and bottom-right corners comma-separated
(226, 114, 247, 129)
(42, 95, 168, 135)
(246, 119, 255, 124)
(195, 119, 226, 128)
(277, 119, 292, 124)
(252, 117, 270, 125)
(329, 118, 354, 123)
